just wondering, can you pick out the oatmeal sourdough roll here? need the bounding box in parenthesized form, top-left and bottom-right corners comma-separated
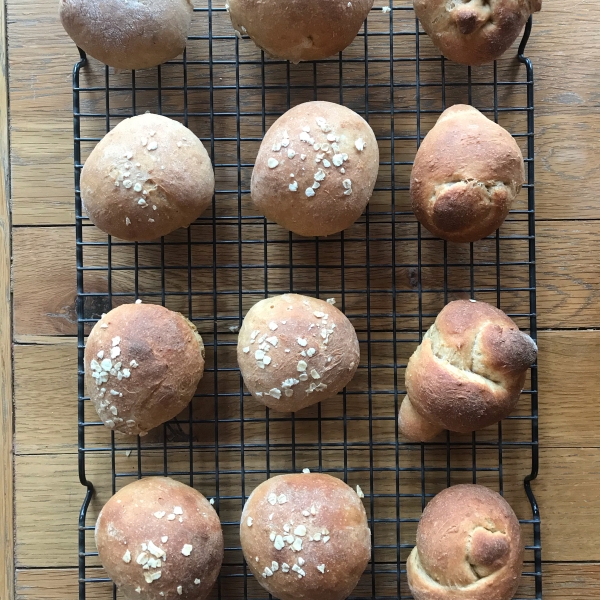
(95, 477, 224, 600)
(411, 105, 525, 243)
(85, 302, 205, 436)
(81, 113, 214, 242)
(227, 0, 374, 62)
(59, 0, 194, 70)
(240, 473, 370, 600)
(407, 484, 523, 600)
(237, 294, 360, 412)
(251, 101, 379, 237)
(414, 0, 541, 66)
(399, 300, 537, 442)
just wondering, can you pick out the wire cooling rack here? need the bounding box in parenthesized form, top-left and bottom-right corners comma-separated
(74, 2, 541, 598)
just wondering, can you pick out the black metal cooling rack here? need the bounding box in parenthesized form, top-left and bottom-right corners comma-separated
(74, 3, 541, 599)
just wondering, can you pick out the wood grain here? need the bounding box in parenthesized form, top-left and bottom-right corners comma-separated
(1, 0, 14, 597)
(14, 563, 600, 599)
(538, 331, 600, 448)
(16, 569, 109, 600)
(13, 330, 600, 455)
(13, 343, 78, 455)
(13, 447, 599, 568)
(12, 222, 600, 338)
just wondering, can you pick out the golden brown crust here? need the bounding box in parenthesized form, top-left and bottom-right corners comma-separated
(411, 105, 525, 243)
(240, 473, 370, 600)
(81, 113, 215, 242)
(398, 394, 444, 442)
(59, 0, 193, 70)
(399, 300, 537, 440)
(237, 294, 360, 412)
(251, 101, 379, 237)
(407, 484, 523, 600)
(227, 0, 374, 62)
(413, 0, 541, 66)
(95, 477, 223, 600)
(85, 303, 205, 436)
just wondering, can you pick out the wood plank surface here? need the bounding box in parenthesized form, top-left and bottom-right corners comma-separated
(7, 0, 600, 597)
(12, 222, 600, 338)
(14, 564, 600, 599)
(1, 0, 15, 597)
(13, 330, 600, 455)
(13, 447, 600, 568)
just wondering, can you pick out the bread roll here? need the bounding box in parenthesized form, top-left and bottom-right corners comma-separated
(407, 484, 523, 600)
(240, 473, 370, 600)
(399, 299, 537, 441)
(85, 302, 205, 436)
(411, 105, 525, 243)
(81, 113, 214, 242)
(95, 477, 223, 600)
(251, 101, 379, 237)
(237, 294, 360, 412)
(227, 0, 374, 62)
(59, 0, 193, 70)
(414, 0, 541, 66)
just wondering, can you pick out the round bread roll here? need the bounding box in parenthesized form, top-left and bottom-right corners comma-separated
(95, 477, 223, 600)
(407, 484, 523, 600)
(81, 113, 214, 242)
(85, 302, 205, 436)
(251, 101, 379, 237)
(227, 0, 374, 62)
(399, 299, 537, 442)
(237, 294, 360, 412)
(414, 0, 542, 66)
(240, 473, 370, 600)
(59, 0, 194, 70)
(411, 105, 525, 243)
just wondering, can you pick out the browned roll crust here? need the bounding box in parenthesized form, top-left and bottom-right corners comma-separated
(407, 484, 523, 600)
(237, 294, 360, 412)
(59, 0, 194, 70)
(399, 300, 537, 441)
(95, 477, 223, 600)
(81, 113, 215, 242)
(240, 473, 371, 600)
(414, 0, 541, 66)
(85, 302, 205, 436)
(251, 101, 379, 237)
(411, 105, 525, 243)
(227, 0, 374, 62)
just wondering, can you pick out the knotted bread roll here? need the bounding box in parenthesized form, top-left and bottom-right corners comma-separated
(407, 484, 523, 600)
(414, 0, 542, 66)
(399, 299, 537, 441)
(411, 105, 525, 243)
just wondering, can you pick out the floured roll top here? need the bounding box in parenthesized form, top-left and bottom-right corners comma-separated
(59, 0, 194, 70)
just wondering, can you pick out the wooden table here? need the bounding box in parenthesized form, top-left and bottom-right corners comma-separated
(2, 1, 600, 598)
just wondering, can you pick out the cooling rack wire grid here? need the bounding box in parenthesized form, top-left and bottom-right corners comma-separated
(73, 3, 541, 598)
